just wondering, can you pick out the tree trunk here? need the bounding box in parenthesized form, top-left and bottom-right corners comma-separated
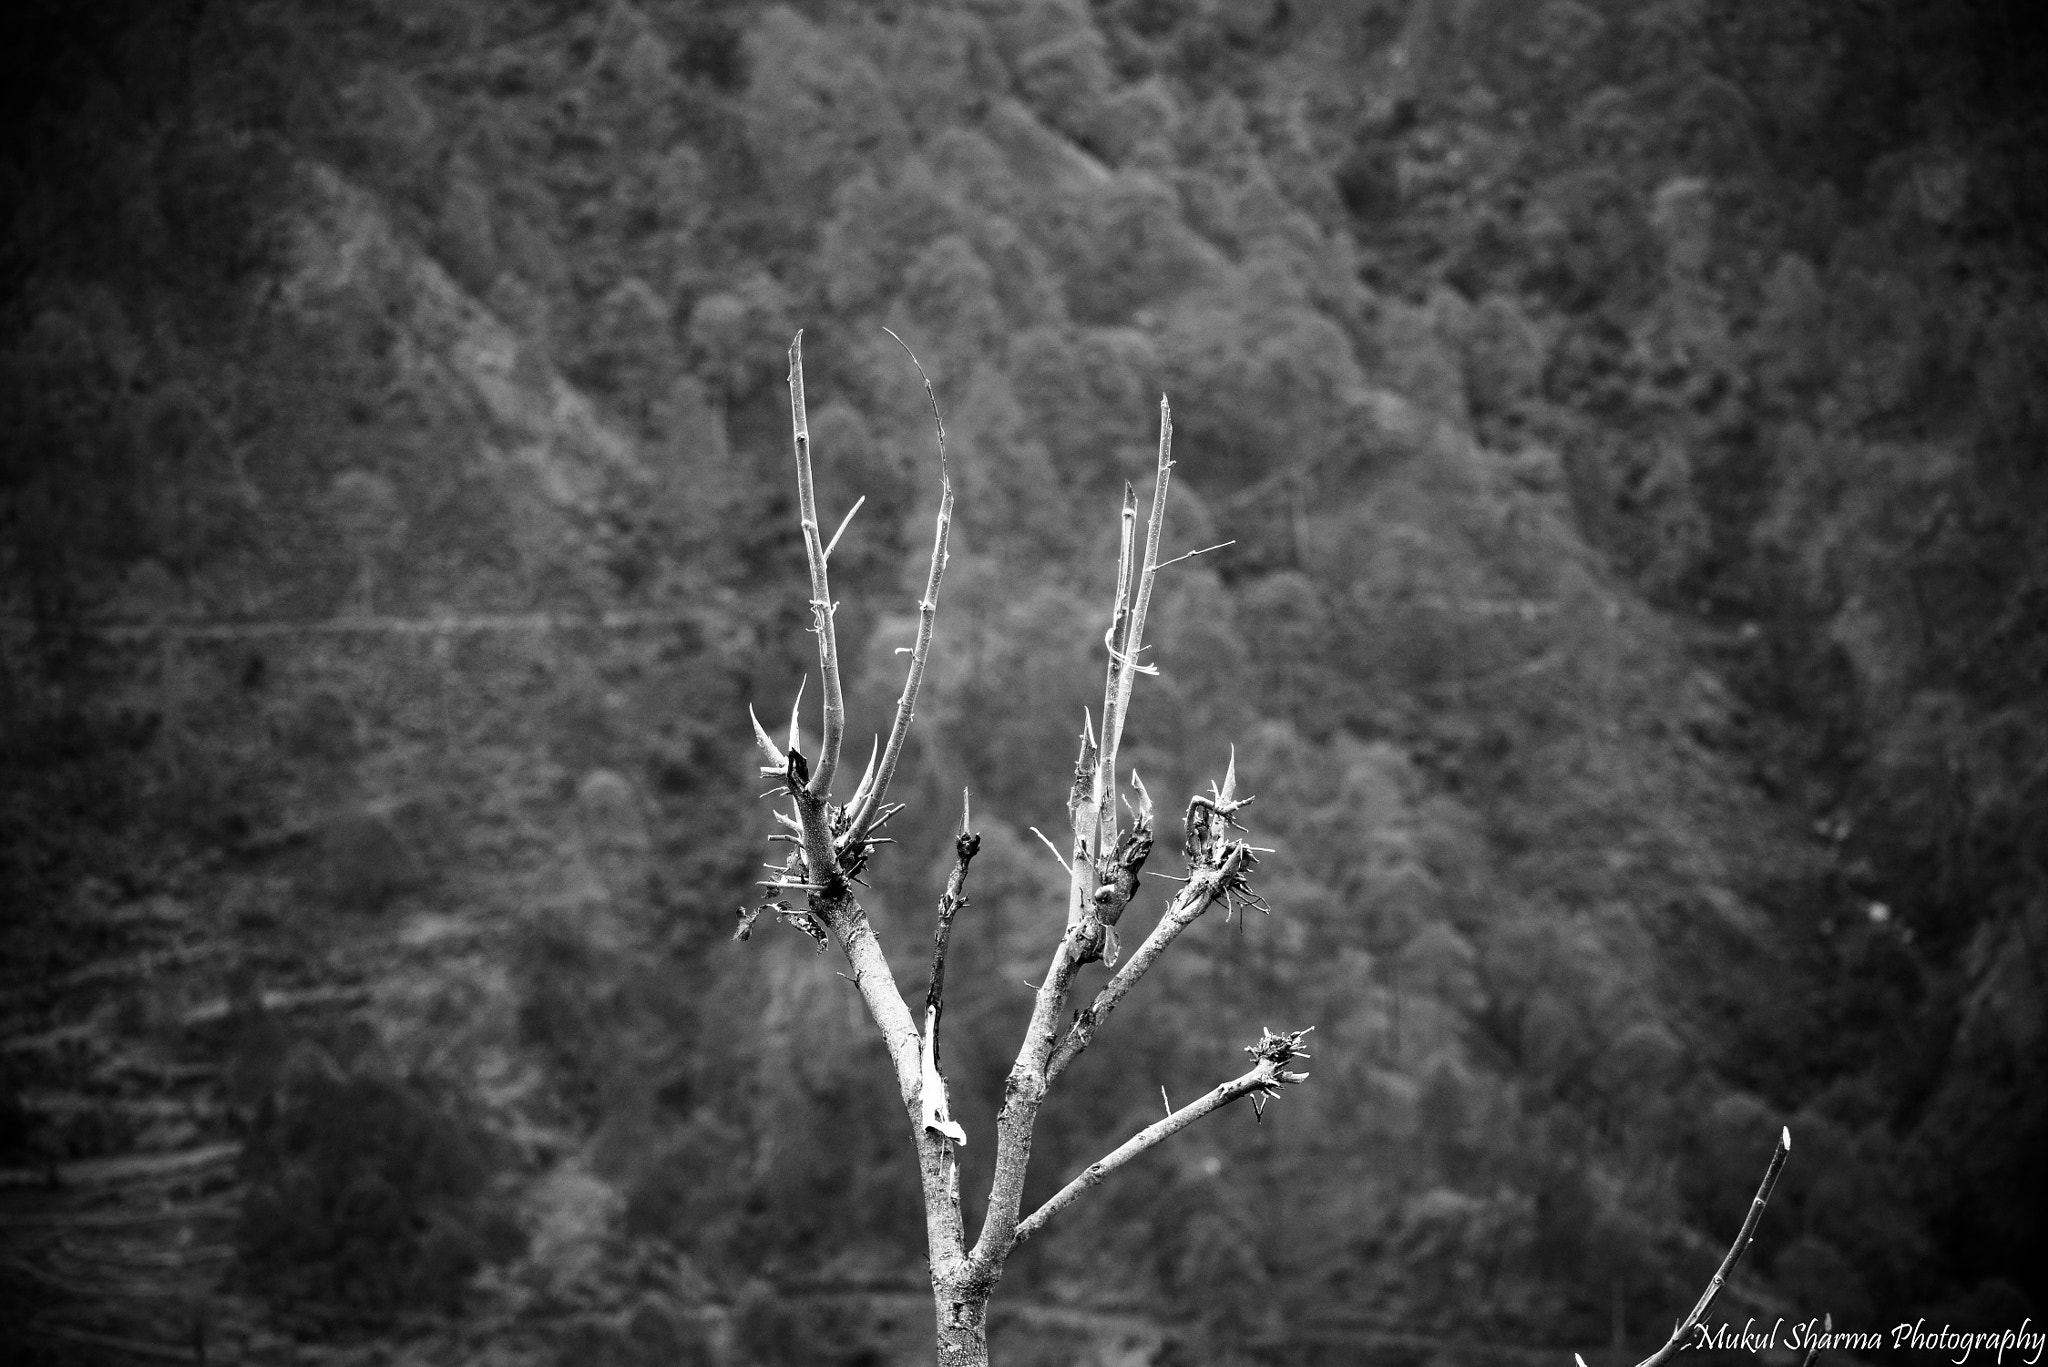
(933, 1282, 990, 1367)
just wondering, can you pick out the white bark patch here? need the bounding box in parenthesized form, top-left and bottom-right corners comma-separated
(920, 1006, 967, 1146)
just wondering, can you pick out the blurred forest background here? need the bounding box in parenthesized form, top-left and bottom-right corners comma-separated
(3, 1, 2045, 1364)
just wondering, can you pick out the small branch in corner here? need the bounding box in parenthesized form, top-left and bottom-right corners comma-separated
(1625, 1127, 1791, 1367)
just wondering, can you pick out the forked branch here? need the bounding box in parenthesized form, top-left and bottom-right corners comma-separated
(1046, 835, 1256, 1085)
(743, 332, 965, 1121)
(739, 337, 1303, 1367)
(968, 397, 1288, 1282)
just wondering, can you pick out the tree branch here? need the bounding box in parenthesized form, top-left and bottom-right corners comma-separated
(1151, 539, 1233, 571)
(833, 893, 924, 1107)
(1063, 494, 1135, 943)
(974, 476, 1144, 1272)
(1012, 1027, 1311, 1246)
(972, 419, 1241, 1275)
(1045, 838, 1249, 1086)
(972, 913, 1093, 1272)
(1093, 400, 1172, 861)
(844, 329, 951, 847)
(919, 806, 978, 1151)
(787, 333, 845, 799)
(737, 339, 1311, 1364)
(1087, 484, 1139, 879)
(1633, 1126, 1792, 1367)
(925, 791, 980, 1027)
(754, 713, 921, 1112)
(1800, 1314, 1831, 1367)
(824, 494, 866, 562)
(825, 879, 972, 1278)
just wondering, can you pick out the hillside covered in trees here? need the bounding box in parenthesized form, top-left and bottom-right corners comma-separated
(4, 1, 2044, 1363)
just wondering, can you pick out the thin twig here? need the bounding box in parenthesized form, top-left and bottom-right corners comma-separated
(1100, 483, 1140, 772)
(844, 329, 951, 846)
(1800, 1313, 1831, 1367)
(1151, 539, 1234, 571)
(1029, 826, 1074, 875)
(824, 495, 867, 562)
(1633, 1127, 1792, 1367)
(788, 333, 845, 798)
(844, 734, 881, 825)
(926, 793, 980, 1024)
(1089, 484, 1141, 877)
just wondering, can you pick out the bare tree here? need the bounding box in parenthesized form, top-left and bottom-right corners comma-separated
(1576, 1127, 1803, 1367)
(731, 333, 1310, 1365)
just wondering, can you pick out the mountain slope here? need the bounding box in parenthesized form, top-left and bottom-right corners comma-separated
(4, 1, 2040, 1363)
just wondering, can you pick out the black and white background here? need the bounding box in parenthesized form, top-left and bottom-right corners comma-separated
(4, 2, 2045, 1363)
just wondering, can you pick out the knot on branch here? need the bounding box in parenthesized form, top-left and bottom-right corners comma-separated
(1246, 1025, 1313, 1069)
(1092, 825, 1153, 921)
(832, 797, 902, 883)
(1166, 755, 1266, 922)
(1184, 750, 1252, 871)
(1201, 837, 1269, 921)
(1080, 820, 1155, 968)
(737, 849, 836, 949)
(1244, 1026, 1314, 1121)
(1069, 916, 1110, 968)
(1184, 794, 1253, 865)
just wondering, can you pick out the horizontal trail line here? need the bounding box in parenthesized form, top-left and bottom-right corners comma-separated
(0, 608, 709, 642)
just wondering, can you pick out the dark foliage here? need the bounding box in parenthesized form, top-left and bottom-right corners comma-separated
(238, 1041, 522, 1322)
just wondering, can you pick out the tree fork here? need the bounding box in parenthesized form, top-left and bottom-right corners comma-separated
(734, 334, 1307, 1365)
